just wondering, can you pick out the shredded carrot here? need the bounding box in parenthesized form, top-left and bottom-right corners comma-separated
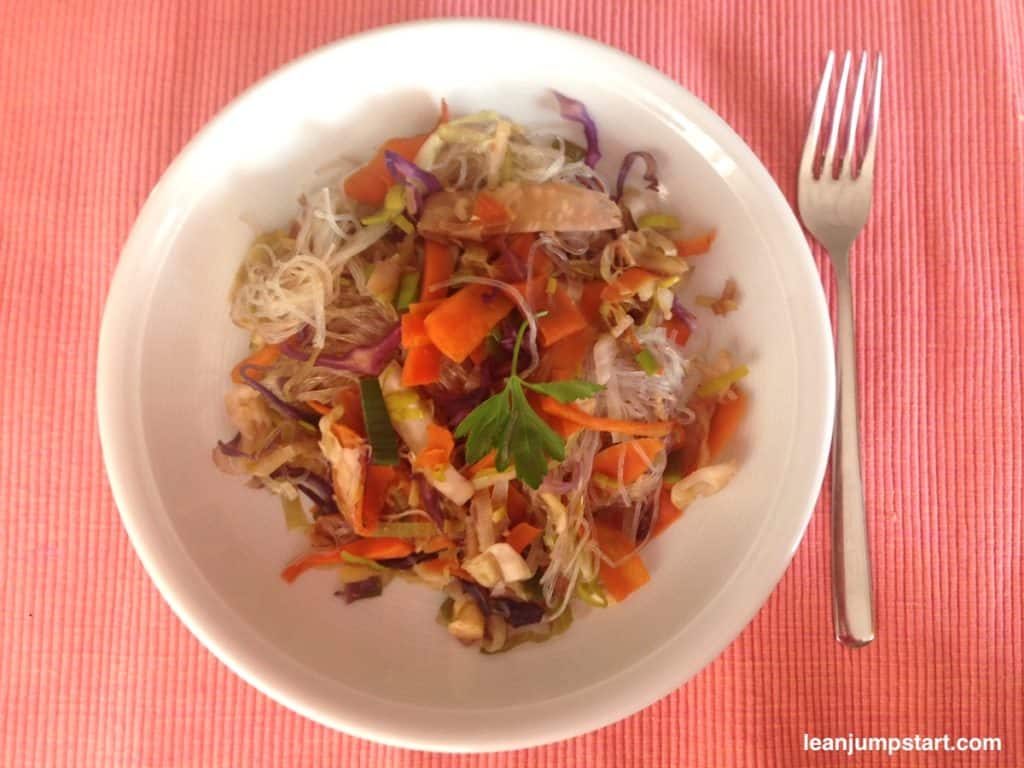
(505, 522, 542, 554)
(331, 422, 364, 449)
(308, 400, 331, 416)
(342, 102, 448, 206)
(528, 390, 580, 439)
(421, 240, 455, 301)
(669, 421, 687, 451)
(423, 284, 515, 363)
(280, 548, 342, 583)
(472, 191, 511, 225)
(230, 344, 280, 384)
(536, 284, 587, 347)
(663, 317, 692, 346)
(537, 326, 596, 381)
(538, 397, 674, 438)
(675, 230, 716, 257)
(707, 388, 747, 460)
(592, 522, 650, 602)
(600, 267, 657, 302)
(651, 486, 684, 538)
(422, 535, 455, 554)
(414, 423, 455, 470)
(417, 555, 454, 574)
(579, 281, 606, 325)
(469, 341, 489, 365)
(354, 465, 396, 534)
(333, 385, 366, 437)
(592, 438, 665, 484)
(401, 343, 443, 387)
(507, 233, 552, 286)
(400, 299, 444, 349)
(506, 484, 529, 526)
(344, 536, 413, 561)
(466, 450, 496, 476)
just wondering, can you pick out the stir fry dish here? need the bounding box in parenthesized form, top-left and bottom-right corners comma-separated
(213, 93, 748, 652)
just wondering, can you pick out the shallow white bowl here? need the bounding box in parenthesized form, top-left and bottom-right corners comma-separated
(98, 20, 834, 752)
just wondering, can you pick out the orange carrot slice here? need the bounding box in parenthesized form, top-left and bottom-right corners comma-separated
(601, 268, 657, 302)
(593, 522, 650, 602)
(592, 438, 665, 484)
(401, 344, 443, 387)
(421, 240, 455, 301)
(354, 465, 396, 534)
(538, 397, 673, 438)
(423, 284, 515, 363)
(414, 423, 455, 470)
(663, 317, 692, 346)
(231, 344, 280, 383)
(505, 522, 542, 553)
(675, 230, 716, 257)
(707, 388, 747, 459)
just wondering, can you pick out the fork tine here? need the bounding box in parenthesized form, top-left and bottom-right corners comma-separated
(840, 52, 869, 178)
(799, 51, 836, 179)
(822, 51, 852, 178)
(860, 53, 883, 181)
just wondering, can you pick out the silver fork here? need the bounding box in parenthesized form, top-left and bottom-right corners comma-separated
(798, 50, 883, 648)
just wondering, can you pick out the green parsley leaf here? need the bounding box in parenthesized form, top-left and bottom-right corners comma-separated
(453, 317, 606, 489)
(522, 379, 605, 404)
(455, 391, 505, 437)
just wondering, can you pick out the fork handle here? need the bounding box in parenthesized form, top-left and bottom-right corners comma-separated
(831, 254, 875, 647)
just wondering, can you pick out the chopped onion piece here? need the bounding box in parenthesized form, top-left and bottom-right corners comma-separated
(464, 542, 532, 587)
(670, 462, 737, 511)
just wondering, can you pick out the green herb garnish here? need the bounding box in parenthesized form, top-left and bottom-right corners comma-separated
(454, 319, 604, 489)
(634, 348, 660, 375)
(340, 551, 386, 571)
(394, 271, 421, 311)
(697, 364, 749, 398)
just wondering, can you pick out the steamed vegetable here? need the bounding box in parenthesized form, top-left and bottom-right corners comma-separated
(707, 389, 747, 459)
(675, 231, 716, 256)
(423, 284, 515, 363)
(344, 102, 448, 205)
(593, 522, 650, 602)
(401, 344, 443, 387)
(418, 181, 621, 241)
(552, 91, 601, 167)
(231, 344, 280, 384)
(280, 537, 415, 583)
(697, 365, 749, 398)
(315, 328, 402, 376)
(359, 377, 400, 466)
(593, 438, 665, 484)
(383, 150, 442, 214)
(537, 397, 673, 438)
(533, 283, 587, 347)
(455, 319, 604, 489)
(394, 271, 420, 310)
(420, 240, 455, 301)
(379, 363, 474, 505)
(400, 300, 442, 348)
(614, 150, 659, 201)
(505, 522, 542, 553)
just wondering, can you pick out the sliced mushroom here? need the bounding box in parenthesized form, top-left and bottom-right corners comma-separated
(418, 181, 621, 241)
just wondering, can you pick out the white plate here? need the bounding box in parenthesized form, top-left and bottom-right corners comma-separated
(98, 20, 833, 752)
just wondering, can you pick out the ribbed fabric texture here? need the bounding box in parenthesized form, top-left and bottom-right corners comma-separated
(2, 1, 1023, 766)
